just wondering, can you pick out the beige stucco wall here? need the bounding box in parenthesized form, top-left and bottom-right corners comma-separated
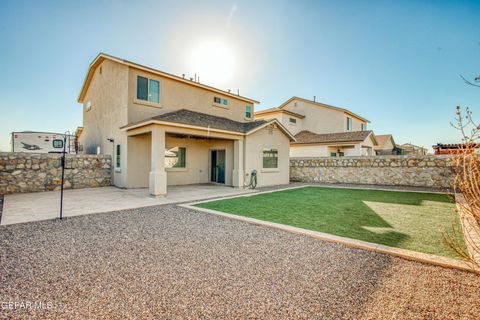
(127, 67, 253, 124)
(282, 99, 367, 134)
(127, 133, 151, 188)
(80, 59, 129, 187)
(255, 112, 304, 136)
(165, 136, 234, 186)
(244, 124, 290, 187)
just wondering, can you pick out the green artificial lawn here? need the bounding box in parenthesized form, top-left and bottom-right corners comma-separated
(196, 187, 466, 259)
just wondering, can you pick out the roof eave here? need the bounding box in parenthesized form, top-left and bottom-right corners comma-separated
(78, 53, 260, 105)
(246, 119, 296, 142)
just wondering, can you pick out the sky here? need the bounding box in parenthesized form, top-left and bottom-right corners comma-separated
(0, 0, 479, 152)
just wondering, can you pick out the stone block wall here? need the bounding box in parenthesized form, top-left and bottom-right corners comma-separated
(0, 152, 112, 194)
(290, 155, 454, 189)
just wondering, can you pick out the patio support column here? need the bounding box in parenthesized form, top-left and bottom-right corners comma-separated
(149, 127, 167, 196)
(232, 139, 244, 188)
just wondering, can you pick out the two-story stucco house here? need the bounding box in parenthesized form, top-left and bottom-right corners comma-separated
(255, 97, 377, 157)
(77, 53, 294, 196)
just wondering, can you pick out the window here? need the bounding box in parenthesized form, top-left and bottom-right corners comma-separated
(330, 152, 337, 157)
(165, 147, 186, 168)
(52, 139, 63, 149)
(338, 152, 345, 157)
(289, 117, 297, 125)
(346, 117, 352, 131)
(245, 105, 252, 118)
(116, 144, 121, 168)
(263, 149, 278, 169)
(136, 76, 160, 103)
(361, 123, 366, 131)
(213, 97, 228, 106)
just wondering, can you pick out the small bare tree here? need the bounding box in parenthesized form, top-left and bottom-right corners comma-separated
(448, 106, 480, 266)
(460, 74, 480, 88)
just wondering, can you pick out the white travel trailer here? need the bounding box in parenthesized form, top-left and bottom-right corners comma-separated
(11, 131, 75, 154)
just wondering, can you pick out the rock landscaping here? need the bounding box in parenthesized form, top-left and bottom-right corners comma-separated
(0, 152, 111, 194)
(290, 155, 454, 188)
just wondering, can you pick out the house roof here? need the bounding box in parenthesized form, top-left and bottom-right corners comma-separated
(375, 134, 395, 149)
(278, 96, 369, 123)
(292, 130, 376, 145)
(120, 109, 296, 141)
(78, 53, 259, 104)
(255, 107, 306, 119)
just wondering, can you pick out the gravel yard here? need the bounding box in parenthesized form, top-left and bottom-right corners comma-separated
(1, 203, 479, 319)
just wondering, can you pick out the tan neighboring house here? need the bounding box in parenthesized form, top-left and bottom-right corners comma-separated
(77, 53, 294, 196)
(255, 97, 377, 157)
(374, 134, 397, 155)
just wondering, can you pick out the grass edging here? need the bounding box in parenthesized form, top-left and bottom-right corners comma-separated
(181, 186, 479, 274)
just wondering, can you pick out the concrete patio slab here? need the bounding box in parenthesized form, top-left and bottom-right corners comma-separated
(1, 185, 257, 225)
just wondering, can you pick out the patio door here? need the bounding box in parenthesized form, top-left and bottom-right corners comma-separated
(210, 150, 225, 184)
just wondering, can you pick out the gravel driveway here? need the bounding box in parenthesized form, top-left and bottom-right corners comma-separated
(1, 204, 479, 319)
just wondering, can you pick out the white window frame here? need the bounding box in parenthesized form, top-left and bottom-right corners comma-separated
(165, 146, 188, 171)
(213, 96, 229, 109)
(289, 117, 297, 125)
(134, 75, 161, 107)
(262, 148, 279, 172)
(346, 117, 352, 131)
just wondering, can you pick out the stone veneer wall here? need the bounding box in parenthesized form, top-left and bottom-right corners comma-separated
(0, 152, 112, 194)
(290, 155, 454, 189)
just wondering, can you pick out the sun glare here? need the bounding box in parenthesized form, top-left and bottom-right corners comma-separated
(188, 40, 236, 86)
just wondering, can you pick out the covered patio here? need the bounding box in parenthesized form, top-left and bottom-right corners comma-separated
(121, 109, 273, 196)
(1, 184, 257, 225)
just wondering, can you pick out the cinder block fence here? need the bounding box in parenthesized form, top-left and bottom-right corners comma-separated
(290, 155, 455, 189)
(0, 152, 112, 194)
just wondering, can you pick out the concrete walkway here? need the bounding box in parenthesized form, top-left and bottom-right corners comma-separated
(1, 185, 257, 225)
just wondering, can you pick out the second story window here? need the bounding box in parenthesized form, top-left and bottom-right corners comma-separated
(346, 117, 352, 131)
(213, 97, 228, 106)
(137, 76, 160, 103)
(245, 105, 252, 119)
(361, 123, 367, 131)
(289, 117, 297, 125)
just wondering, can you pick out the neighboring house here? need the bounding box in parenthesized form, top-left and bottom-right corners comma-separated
(291, 130, 377, 157)
(255, 97, 375, 157)
(77, 53, 294, 196)
(374, 134, 399, 155)
(397, 143, 429, 155)
(432, 143, 480, 155)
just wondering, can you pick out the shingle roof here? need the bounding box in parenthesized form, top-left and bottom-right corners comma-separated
(293, 130, 373, 144)
(148, 109, 268, 133)
(375, 134, 394, 149)
(255, 107, 306, 119)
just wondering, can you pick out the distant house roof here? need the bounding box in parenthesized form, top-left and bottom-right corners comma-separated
(375, 134, 395, 150)
(292, 130, 376, 145)
(278, 96, 369, 123)
(78, 53, 259, 104)
(120, 109, 296, 141)
(255, 107, 306, 119)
